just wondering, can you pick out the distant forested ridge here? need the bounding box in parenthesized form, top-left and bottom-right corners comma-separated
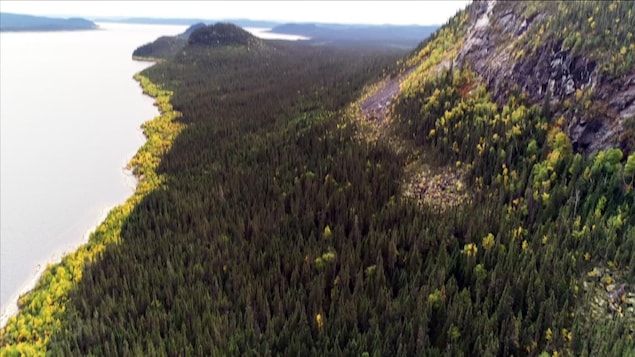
(132, 21, 435, 61)
(2, 1, 635, 356)
(0, 13, 97, 32)
(269, 23, 439, 48)
(92, 17, 280, 28)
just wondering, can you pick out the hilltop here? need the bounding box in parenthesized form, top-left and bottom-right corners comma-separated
(187, 23, 262, 47)
(132, 23, 204, 61)
(133, 23, 264, 61)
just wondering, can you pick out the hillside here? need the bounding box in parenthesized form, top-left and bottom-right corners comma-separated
(187, 23, 262, 47)
(442, 1, 634, 154)
(0, 13, 97, 32)
(132, 23, 203, 60)
(2, 1, 635, 356)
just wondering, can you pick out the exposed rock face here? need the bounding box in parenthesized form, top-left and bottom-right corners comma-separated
(585, 266, 635, 329)
(360, 68, 415, 124)
(453, 0, 635, 154)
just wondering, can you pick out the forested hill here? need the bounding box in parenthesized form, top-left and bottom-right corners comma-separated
(132, 23, 203, 61)
(186, 23, 262, 47)
(0, 13, 97, 32)
(133, 21, 438, 61)
(132, 23, 259, 60)
(2, 0, 635, 356)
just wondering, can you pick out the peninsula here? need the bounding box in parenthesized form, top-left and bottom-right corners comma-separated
(0, 13, 97, 32)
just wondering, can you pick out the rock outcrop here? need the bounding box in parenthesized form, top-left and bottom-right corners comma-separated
(453, 0, 635, 154)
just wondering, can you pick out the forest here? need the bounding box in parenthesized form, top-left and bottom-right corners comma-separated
(2, 2, 635, 356)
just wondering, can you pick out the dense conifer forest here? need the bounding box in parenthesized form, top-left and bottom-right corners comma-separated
(2, 2, 635, 356)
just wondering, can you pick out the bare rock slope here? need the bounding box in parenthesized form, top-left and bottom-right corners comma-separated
(450, 0, 634, 153)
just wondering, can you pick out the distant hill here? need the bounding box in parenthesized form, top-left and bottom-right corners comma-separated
(269, 23, 439, 49)
(133, 21, 439, 61)
(132, 23, 263, 60)
(92, 17, 279, 28)
(176, 23, 206, 40)
(133, 23, 204, 60)
(187, 23, 262, 47)
(0, 12, 97, 32)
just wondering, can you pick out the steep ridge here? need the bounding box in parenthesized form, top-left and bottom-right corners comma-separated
(358, 0, 635, 354)
(450, 0, 634, 154)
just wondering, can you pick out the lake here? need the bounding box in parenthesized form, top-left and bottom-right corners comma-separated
(0, 22, 189, 326)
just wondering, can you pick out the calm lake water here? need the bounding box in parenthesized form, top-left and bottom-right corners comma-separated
(0, 22, 188, 326)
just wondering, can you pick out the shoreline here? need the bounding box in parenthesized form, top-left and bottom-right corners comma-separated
(0, 205, 116, 328)
(132, 55, 165, 63)
(0, 68, 183, 353)
(0, 116, 146, 329)
(0, 123, 146, 329)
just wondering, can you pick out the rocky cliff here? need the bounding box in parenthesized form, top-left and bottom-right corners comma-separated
(439, 0, 634, 154)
